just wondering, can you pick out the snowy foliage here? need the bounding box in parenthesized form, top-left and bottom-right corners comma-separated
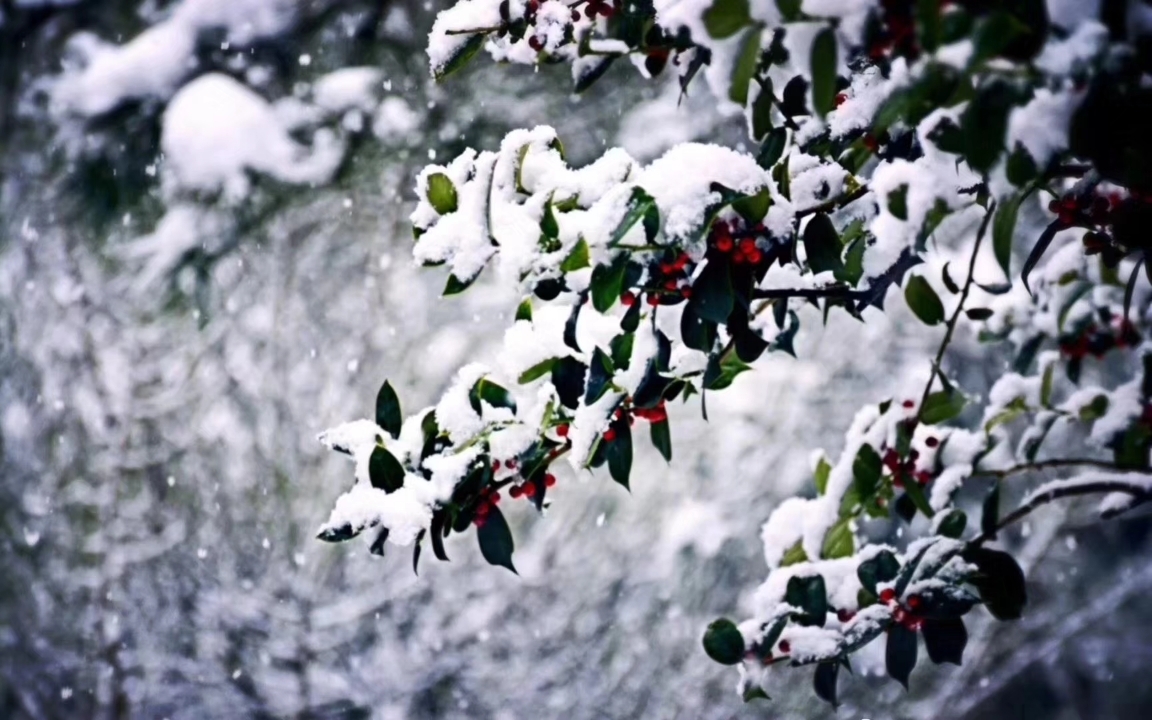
(307, 0, 1152, 707)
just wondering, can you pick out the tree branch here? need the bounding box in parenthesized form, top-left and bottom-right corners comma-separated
(970, 479, 1152, 546)
(915, 204, 995, 419)
(795, 184, 870, 219)
(751, 285, 868, 301)
(974, 458, 1135, 479)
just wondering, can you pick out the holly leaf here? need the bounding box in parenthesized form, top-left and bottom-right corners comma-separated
(852, 444, 882, 503)
(426, 173, 459, 214)
(993, 194, 1020, 278)
(936, 509, 967, 539)
(804, 213, 843, 275)
(922, 617, 967, 665)
(886, 623, 918, 690)
(469, 377, 517, 414)
(585, 348, 615, 404)
(703, 618, 745, 664)
(375, 380, 402, 438)
(963, 546, 1027, 620)
(857, 550, 900, 595)
(650, 418, 672, 462)
(921, 388, 965, 425)
(432, 33, 485, 82)
(369, 446, 405, 493)
(591, 254, 629, 312)
(814, 662, 840, 708)
(608, 188, 658, 247)
(785, 574, 828, 627)
(810, 27, 838, 118)
(703, 0, 751, 39)
(905, 275, 945, 325)
(606, 417, 633, 489)
(477, 505, 517, 574)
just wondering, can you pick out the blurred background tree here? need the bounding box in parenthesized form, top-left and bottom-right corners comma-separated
(1, 1, 1151, 719)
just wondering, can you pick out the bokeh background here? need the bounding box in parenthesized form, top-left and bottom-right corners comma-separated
(2, 1, 1151, 718)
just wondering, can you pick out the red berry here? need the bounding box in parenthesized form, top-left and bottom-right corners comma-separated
(523, 482, 537, 498)
(557, 423, 570, 438)
(883, 449, 900, 470)
(528, 36, 543, 52)
(493, 459, 501, 471)
(664, 279, 679, 291)
(474, 516, 487, 528)
(506, 458, 517, 469)
(660, 262, 675, 275)
(879, 588, 896, 604)
(674, 253, 691, 270)
(491, 491, 501, 504)
(837, 609, 855, 623)
(835, 92, 848, 107)
(476, 502, 491, 517)
(907, 594, 922, 611)
(892, 606, 908, 625)
(905, 615, 924, 632)
(925, 436, 939, 448)
(509, 485, 523, 499)
(863, 134, 879, 152)
(746, 249, 763, 265)
(778, 639, 791, 654)
(1048, 199, 1060, 213)
(647, 294, 660, 306)
(571, 9, 580, 21)
(902, 400, 915, 409)
(739, 238, 757, 255)
(681, 287, 693, 299)
(916, 470, 932, 485)
(603, 428, 617, 442)
(732, 252, 746, 264)
(545, 473, 557, 487)
(621, 291, 636, 306)
(715, 235, 734, 253)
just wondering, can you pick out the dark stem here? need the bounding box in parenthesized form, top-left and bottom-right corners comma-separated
(751, 286, 868, 301)
(795, 184, 870, 219)
(975, 458, 1135, 479)
(970, 480, 1152, 546)
(915, 205, 995, 420)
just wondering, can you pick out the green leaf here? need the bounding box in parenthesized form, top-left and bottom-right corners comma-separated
(936, 509, 967, 539)
(703, 618, 746, 664)
(430, 511, 449, 561)
(813, 662, 840, 708)
(469, 377, 518, 414)
(786, 574, 828, 627)
(838, 236, 865, 285)
(433, 33, 485, 81)
(916, 0, 941, 53)
(560, 238, 590, 272)
(515, 298, 533, 321)
(703, 0, 751, 40)
(375, 380, 403, 438)
(694, 257, 735, 324)
(1021, 221, 1062, 294)
(887, 185, 909, 220)
(650, 418, 672, 462)
(804, 213, 843, 274)
(444, 272, 478, 296)
(590, 254, 629, 313)
(610, 332, 635, 370)
(981, 483, 1000, 537)
(781, 540, 808, 567)
(903, 474, 935, 518)
(518, 357, 557, 384)
(477, 505, 517, 574)
(1006, 143, 1038, 186)
(703, 348, 751, 391)
(904, 275, 945, 325)
(606, 418, 633, 489)
(608, 187, 658, 247)
(923, 618, 967, 665)
(426, 173, 459, 214)
(742, 685, 770, 703)
(757, 127, 788, 170)
(585, 348, 615, 404)
(921, 389, 965, 425)
(963, 546, 1027, 620)
(852, 444, 883, 503)
(971, 11, 1029, 67)
(857, 550, 900, 595)
(821, 518, 854, 559)
(574, 55, 616, 93)
(993, 195, 1020, 278)
(540, 200, 559, 239)
(732, 188, 772, 225)
(814, 456, 831, 495)
(886, 624, 918, 689)
(550, 356, 587, 409)
(810, 27, 838, 118)
(751, 78, 775, 141)
(730, 27, 762, 106)
(369, 446, 405, 493)
(961, 79, 1018, 175)
(966, 308, 993, 320)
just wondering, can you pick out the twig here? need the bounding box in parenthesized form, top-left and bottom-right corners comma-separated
(970, 480, 1152, 546)
(751, 285, 868, 301)
(915, 204, 995, 420)
(974, 458, 1135, 480)
(794, 184, 870, 219)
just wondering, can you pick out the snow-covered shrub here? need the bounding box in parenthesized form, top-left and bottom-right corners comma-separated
(317, 0, 1152, 707)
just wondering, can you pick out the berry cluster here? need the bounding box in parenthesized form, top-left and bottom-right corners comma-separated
(621, 252, 693, 307)
(472, 486, 503, 528)
(882, 445, 935, 489)
(711, 219, 767, 266)
(1058, 317, 1140, 360)
(867, 0, 919, 62)
(880, 588, 926, 632)
(1048, 191, 1116, 229)
(508, 472, 557, 499)
(601, 399, 669, 442)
